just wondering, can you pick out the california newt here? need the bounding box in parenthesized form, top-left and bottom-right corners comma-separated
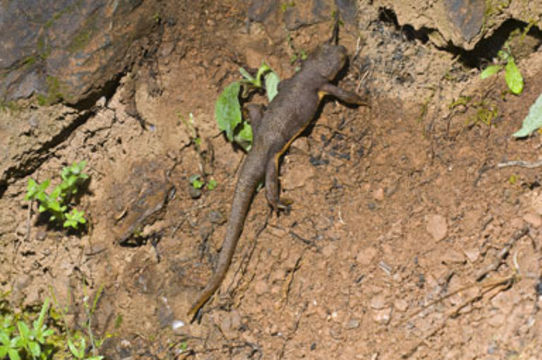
(188, 42, 368, 318)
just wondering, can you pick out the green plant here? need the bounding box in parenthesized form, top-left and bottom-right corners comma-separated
(1, 289, 107, 360)
(0, 299, 55, 360)
(51, 285, 106, 360)
(189, 174, 204, 190)
(513, 92, 542, 137)
(207, 179, 217, 191)
(280, 1, 295, 12)
(215, 63, 280, 151)
(480, 47, 523, 95)
(468, 100, 498, 127)
(25, 161, 88, 230)
(189, 175, 217, 191)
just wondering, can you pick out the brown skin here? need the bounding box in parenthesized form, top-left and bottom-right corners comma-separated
(188, 44, 368, 318)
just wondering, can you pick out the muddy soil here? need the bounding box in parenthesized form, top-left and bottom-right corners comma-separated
(1, 1, 542, 359)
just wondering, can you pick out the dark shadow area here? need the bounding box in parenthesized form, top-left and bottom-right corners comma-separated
(376, 8, 542, 68)
(378, 8, 431, 44)
(446, 18, 542, 68)
(72, 72, 125, 111)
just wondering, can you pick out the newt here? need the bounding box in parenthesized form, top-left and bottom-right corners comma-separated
(188, 40, 368, 319)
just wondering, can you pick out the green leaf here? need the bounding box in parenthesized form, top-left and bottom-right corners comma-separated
(215, 82, 242, 141)
(480, 64, 502, 79)
(505, 58, 523, 95)
(264, 71, 280, 101)
(34, 298, 49, 342)
(25, 179, 38, 200)
(189, 175, 204, 189)
(50, 186, 62, 201)
(16, 322, 29, 340)
(38, 179, 51, 193)
(42, 329, 54, 338)
(207, 179, 217, 190)
(0, 333, 10, 346)
(239, 67, 255, 83)
(63, 209, 86, 228)
(7, 348, 20, 360)
(513, 93, 542, 137)
(233, 121, 253, 152)
(192, 179, 204, 189)
(28, 341, 40, 357)
(68, 338, 82, 358)
(255, 63, 271, 87)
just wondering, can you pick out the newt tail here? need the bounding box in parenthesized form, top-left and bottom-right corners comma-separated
(187, 154, 264, 318)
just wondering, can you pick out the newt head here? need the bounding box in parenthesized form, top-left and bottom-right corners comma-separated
(304, 44, 348, 81)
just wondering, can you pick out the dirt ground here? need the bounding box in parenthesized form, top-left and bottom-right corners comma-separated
(1, 1, 542, 359)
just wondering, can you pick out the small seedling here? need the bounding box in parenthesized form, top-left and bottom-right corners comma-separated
(207, 179, 217, 191)
(480, 48, 524, 95)
(215, 63, 280, 151)
(25, 161, 88, 230)
(189, 175, 217, 191)
(0, 298, 55, 360)
(189, 175, 204, 190)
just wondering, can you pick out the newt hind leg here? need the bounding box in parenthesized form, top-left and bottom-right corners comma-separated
(265, 154, 292, 214)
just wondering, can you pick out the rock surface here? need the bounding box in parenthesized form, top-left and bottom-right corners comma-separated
(0, 0, 161, 105)
(372, 0, 542, 50)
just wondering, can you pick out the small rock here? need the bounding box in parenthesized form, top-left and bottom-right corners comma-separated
(370, 294, 387, 310)
(426, 214, 447, 241)
(373, 188, 385, 201)
(441, 247, 465, 264)
(188, 185, 202, 199)
(344, 318, 360, 329)
(355, 246, 377, 266)
(208, 210, 226, 225)
(394, 299, 409, 312)
(372, 307, 392, 325)
(523, 212, 542, 228)
(463, 248, 479, 262)
(248, 0, 278, 22)
(171, 320, 185, 334)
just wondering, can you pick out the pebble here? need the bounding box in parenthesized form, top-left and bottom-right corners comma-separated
(394, 299, 409, 312)
(372, 307, 392, 325)
(370, 294, 387, 310)
(426, 214, 447, 241)
(208, 210, 226, 224)
(441, 247, 465, 264)
(344, 319, 360, 329)
(373, 188, 385, 201)
(463, 247, 479, 262)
